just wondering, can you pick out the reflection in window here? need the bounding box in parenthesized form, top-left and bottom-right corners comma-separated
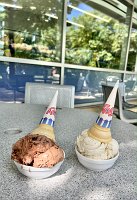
(127, 18, 137, 71)
(124, 74, 137, 99)
(0, 1, 63, 62)
(0, 61, 61, 102)
(66, 0, 129, 70)
(64, 68, 122, 104)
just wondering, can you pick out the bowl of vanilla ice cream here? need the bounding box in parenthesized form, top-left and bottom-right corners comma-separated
(75, 129, 119, 171)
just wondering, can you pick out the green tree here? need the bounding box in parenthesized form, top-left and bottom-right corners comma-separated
(66, 10, 136, 70)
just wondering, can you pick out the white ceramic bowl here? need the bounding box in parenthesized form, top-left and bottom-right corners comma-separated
(14, 152, 65, 179)
(75, 147, 119, 171)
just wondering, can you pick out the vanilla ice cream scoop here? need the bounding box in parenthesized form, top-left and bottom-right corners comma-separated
(77, 129, 119, 160)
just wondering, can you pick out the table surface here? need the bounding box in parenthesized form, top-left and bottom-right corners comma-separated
(0, 103, 137, 200)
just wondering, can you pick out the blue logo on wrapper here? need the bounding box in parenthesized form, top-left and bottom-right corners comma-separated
(39, 117, 55, 127)
(95, 103, 113, 128)
(39, 107, 56, 127)
(96, 116, 112, 128)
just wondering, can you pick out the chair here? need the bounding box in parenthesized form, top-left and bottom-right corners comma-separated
(106, 81, 137, 109)
(25, 82, 75, 108)
(102, 84, 137, 124)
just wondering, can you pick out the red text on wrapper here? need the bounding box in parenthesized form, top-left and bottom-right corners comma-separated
(46, 107, 56, 115)
(102, 104, 113, 116)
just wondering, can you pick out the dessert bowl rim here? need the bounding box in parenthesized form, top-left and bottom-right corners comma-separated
(13, 150, 65, 172)
(75, 146, 119, 163)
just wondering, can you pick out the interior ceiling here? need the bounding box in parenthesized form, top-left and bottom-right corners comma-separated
(86, 0, 127, 22)
(69, 0, 126, 22)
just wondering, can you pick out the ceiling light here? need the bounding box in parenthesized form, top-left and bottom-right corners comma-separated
(0, 2, 22, 9)
(45, 13, 58, 19)
(67, 20, 84, 28)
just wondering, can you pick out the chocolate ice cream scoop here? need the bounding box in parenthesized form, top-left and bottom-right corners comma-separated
(11, 134, 64, 168)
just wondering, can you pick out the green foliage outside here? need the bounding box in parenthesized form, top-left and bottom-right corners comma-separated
(0, 5, 137, 71)
(66, 11, 137, 71)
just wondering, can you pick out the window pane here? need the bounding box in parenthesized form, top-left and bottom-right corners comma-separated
(0, 0, 63, 62)
(66, 0, 129, 70)
(0, 61, 61, 102)
(64, 68, 122, 105)
(124, 74, 137, 100)
(127, 12, 137, 71)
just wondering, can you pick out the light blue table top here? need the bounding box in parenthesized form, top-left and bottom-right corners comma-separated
(0, 103, 137, 200)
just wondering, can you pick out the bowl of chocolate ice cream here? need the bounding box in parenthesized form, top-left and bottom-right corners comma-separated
(14, 159, 64, 179)
(11, 134, 65, 179)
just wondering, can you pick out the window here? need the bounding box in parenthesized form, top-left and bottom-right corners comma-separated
(66, 0, 129, 70)
(124, 74, 137, 99)
(0, 0, 136, 105)
(0, 61, 61, 102)
(127, 11, 137, 71)
(64, 67, 122, 104)
(0, 0, 63, 62)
